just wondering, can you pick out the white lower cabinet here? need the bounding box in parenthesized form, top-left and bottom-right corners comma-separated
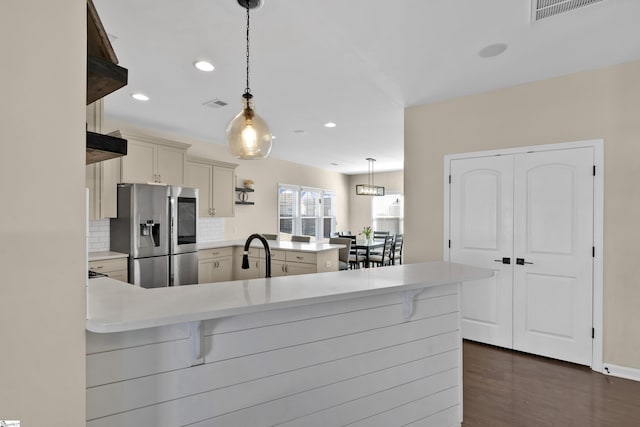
(232, 247, 264, 280)
(271, 250, 319, 277)
(198, 247, 234, 284)
(89, 258, 128, 282)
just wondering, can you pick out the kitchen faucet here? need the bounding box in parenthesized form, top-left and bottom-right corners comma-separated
(242, 233, 271, 278)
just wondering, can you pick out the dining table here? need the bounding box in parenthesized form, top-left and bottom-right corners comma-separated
(353, 238, 385, 268)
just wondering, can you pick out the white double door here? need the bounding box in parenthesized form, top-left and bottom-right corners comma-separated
(450, 147, 594, 366)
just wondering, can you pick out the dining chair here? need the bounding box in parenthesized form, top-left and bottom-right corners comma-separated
(348, 235, 366, 269)
(369, 231, 390, 256)
(329, 237, 352, 270)
(391, 234, 404, 265)
(291, 235, 311, 243)
(369, 235, 394, 267)
(262, 233, 277, 240)
(372, 231, 389, 240)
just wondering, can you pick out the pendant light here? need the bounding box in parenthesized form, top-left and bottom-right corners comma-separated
(356, 158, 385, 196)
(226, 0, 272, 159)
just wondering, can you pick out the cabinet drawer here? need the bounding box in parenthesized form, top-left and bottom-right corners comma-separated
(286, 251, 317, 265)
(89, 258, 127, 273)
(270, 250, 286, 261)
(199, 247, 233, 260)
(246, 247, 262, 258)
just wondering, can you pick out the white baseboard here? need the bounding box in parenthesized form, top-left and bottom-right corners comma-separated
(602, 363, 640, 382)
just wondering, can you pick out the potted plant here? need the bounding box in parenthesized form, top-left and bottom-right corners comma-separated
(360, 226, 373, 240)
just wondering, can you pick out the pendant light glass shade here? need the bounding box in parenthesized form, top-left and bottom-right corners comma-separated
(226, 94, 272, 159)
(226, 0, 272, 159)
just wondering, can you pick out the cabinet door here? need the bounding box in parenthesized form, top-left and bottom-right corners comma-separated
(156, 145, 185, 185)
(271, 260, 286, 277)
(212, 165, 235, 217)
(285, 262, 316, 276)
(100, 157, 120, 218)
(108, 270, 128, 282)
(122, 140, 155, 183)
(185, 162, 212, 217)
(198, 259, 214, 284)
(235, 256, 261, 280)
(86, 163, 99, 221)
(212, 257, 233, 282)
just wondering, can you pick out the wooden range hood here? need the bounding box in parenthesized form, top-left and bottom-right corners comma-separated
(86, 0, 128, 165)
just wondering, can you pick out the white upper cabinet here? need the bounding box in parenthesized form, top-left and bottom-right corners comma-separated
(185, 157, 237, 218)
(86, 100, 120, 219)
(120, 133, 190, 185)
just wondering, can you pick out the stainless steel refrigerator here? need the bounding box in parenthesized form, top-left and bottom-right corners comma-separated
(110, 183, 199, 288)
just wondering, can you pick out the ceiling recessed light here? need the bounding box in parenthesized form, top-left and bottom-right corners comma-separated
(478, 43, 508, 58)
(194, 60, 215, 72)
(131, 93, 149, 101)
(324, 122, 337, 128)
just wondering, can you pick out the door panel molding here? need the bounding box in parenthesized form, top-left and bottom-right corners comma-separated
(444, 139, 603, 372)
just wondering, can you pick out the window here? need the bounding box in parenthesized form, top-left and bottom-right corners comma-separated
(278, 184, 336, 240)
(372, 194, 403, 235)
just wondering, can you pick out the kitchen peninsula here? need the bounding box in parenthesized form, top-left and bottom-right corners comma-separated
(198, 239, 342, 281)
(86, 262, 491, 426)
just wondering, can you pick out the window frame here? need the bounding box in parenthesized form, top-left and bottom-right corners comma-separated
(278, 184, 337, 241)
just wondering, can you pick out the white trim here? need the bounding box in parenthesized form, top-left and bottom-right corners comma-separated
(443, 139, 604, 372)
(603, 364, 640, 382)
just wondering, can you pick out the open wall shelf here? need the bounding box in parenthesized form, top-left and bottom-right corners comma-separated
(235, 187, 255, 205)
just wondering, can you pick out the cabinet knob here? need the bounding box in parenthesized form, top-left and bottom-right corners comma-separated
(212, 208, 216, 216)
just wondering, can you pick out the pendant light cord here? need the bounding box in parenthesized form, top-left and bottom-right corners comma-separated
(245, 3, 251, 95)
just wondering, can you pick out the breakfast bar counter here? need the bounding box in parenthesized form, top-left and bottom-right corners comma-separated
(85, 262, 491, 427)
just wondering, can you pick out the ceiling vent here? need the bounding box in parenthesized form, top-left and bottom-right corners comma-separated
(532, 0, 604, 22)
(203, 98, 228, 109)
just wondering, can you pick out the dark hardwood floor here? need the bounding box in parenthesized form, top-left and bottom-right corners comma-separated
(463, 340, 640, 426)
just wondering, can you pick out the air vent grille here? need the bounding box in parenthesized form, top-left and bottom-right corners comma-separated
(203, 98, 228, 109)
(532, 0, 604, 21)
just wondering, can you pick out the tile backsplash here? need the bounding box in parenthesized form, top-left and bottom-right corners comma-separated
(199, 217, 225, 242)
(88, 219, 110, 252)
(88, 217, 225, 252)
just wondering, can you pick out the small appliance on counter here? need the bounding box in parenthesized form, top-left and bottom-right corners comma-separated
(110, 183, 198, 288)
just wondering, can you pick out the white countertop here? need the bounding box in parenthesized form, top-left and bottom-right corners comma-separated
(88, 251, 128, 261)
(198, 240, 344, 252)
(86, 262, 492, 333)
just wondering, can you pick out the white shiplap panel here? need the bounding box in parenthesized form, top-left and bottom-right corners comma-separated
(204, 294, 458, 363)
(87, 327, 459, 420)
(87, 323, 190, 354)
(86, 338, 192, 387)
(347, 386, 459, 427)
(278, 365, 459, 426)
(87, 348, 459, 427)
(402, 405, 460, 427)
(203, 352, 460, 426)
(204, 283, 458, 335)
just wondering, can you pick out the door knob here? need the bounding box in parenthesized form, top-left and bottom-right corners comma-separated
(516, 258, 533, 265)
(493, 257, 511, 264)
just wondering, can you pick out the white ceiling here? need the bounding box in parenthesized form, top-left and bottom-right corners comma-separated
(94, 0, 640, 174)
